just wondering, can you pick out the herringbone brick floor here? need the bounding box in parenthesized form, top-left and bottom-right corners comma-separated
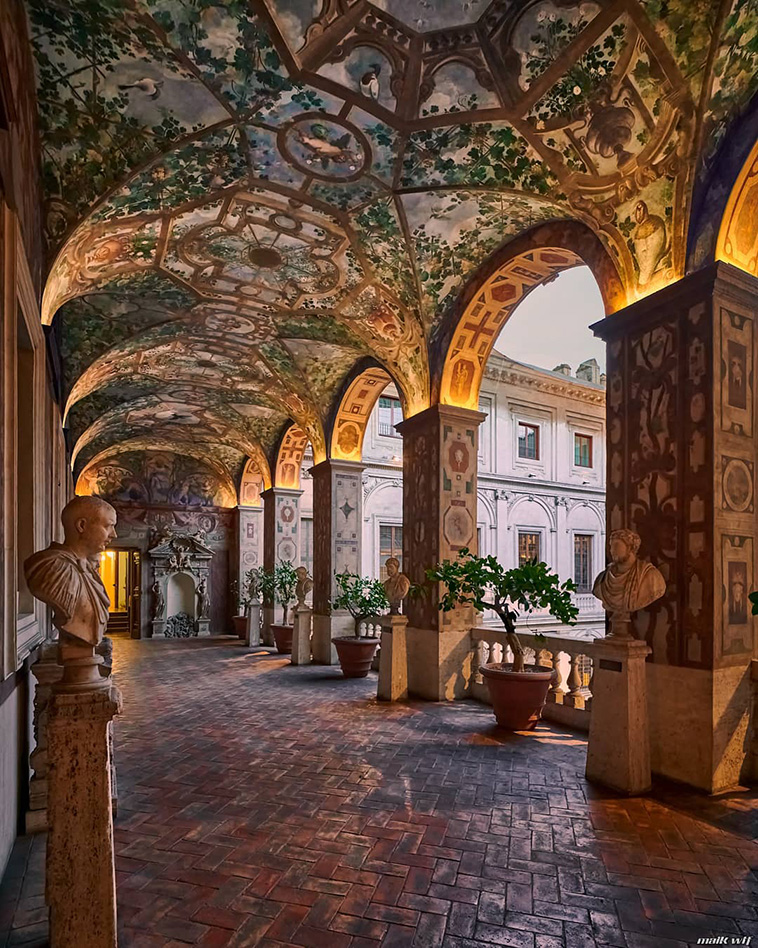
(3, 635, 758, 947)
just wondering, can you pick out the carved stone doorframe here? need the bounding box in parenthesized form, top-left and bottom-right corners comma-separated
(147, 531, 214, 637)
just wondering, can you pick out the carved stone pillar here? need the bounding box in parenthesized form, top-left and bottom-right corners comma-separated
(396, 405, 486, 700)
(310, 460, 364, 664)
(593, 262, 758, 792)
(236, 505, 262, 578)
(46, 680, 122, 947)
(262, 487, 302, 641)
(292, 604, 313, 665)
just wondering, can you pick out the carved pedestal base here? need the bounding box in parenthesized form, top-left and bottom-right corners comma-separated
(196, 618, 210, 636)
(377, 616, 408, 702)
(291, 606, 312, 665)
(246, 602, 261, 647)
(586, 637, 652, 795)
(26, 643, 63, 833)
(47, 683, 122, 948)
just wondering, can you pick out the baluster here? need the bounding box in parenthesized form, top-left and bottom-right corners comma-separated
(548, 650, 565, 704)
(475, 640, 488, 682)
(586, 656, 595, 713)
(493, 642, 503, 665)
(564, 652, 586, 709)
(536, 648, 552, 672)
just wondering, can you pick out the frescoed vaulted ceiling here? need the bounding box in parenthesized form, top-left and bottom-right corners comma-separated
(27, 0, 758, 502)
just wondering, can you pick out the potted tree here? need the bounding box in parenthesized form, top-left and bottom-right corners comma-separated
(264, 562, 298, 654)
(427, 550, 578, 730)
(231, 569, 263, 638)
(331, 571, 389, 678)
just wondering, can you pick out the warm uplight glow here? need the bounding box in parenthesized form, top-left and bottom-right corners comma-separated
(331, 367, 392, 461)
(441, 248, 584, 409)
(716, 138, 758, 277)
(275, 425, 309, 488)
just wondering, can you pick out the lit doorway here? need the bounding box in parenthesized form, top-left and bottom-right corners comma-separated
(99, 548, 141, 636)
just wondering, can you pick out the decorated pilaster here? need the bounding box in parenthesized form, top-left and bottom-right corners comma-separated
(397, 406, 486, 699)
(262, 487, 302, 642)
(593, 262, 758, 792)
(310, 460, 364, 665)
(236, 504, 263, 585)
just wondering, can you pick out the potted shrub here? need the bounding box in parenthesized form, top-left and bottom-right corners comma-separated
(264, 562, 298, 654)
(230, 569, 263, 638)
(427, 550, 578, 730)
(330, 571, 389, 678)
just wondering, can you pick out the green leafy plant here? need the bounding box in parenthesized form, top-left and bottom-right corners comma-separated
(426, 550, 578, 673)
(261, 562, 298, 625)
(749, 590, 758, 616)
(330, 572, 390, 637)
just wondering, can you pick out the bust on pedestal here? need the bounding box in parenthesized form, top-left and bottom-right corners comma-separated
(292, 567, 314, 665)
(378, 558, 410, 701)
(24, 495, 122, 948)
(587, 528, 665, 795)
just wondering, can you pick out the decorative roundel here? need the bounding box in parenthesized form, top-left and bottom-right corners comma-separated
(203, 312, 259, 335)
(279, 114, 371, 182)
(723, 458, 753, 513)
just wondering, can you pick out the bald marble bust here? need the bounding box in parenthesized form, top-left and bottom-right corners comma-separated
(24, 496, 118, 646)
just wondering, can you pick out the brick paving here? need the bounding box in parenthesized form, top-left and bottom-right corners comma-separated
(3, 635, 758, 947)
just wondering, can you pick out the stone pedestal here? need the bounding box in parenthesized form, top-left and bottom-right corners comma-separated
(291, 606, 312, 665)
(593, 263, 758, 791)
(46, 682, 122, 948)
(586, 636, 652, 795)
(26, 642, 63, 833)
(311, 460, 364, 660)
(246, 601, 261, 647)
(377, 616, 408, 702)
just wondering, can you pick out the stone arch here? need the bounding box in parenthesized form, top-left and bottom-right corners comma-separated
(716, 137, 758, 279)
(239, 456, 270, 506)
(435, 221, 626, 410)
(274, 424, 309, 489)
(329, 363, 395, 462)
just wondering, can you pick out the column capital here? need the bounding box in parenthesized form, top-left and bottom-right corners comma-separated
(309, 458, 366, 478)
(261, 486, 303, 501)
(396, 404, 487, 436)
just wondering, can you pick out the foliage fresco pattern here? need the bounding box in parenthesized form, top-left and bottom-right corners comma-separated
(27, 0, 758, 498)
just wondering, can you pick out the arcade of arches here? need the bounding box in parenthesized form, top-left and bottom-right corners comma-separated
(2, 0, 758, 943)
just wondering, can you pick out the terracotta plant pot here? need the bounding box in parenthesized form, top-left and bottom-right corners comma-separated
(271, 624, 293, 654)
(479, 663, 555, 731)
(232, 615, 247, 638)
(334, 636, 379, 679)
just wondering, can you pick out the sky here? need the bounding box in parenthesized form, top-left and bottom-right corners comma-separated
(493, 266, 606, 373)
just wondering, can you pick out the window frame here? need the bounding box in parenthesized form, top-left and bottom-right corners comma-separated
(573, 533, 594, 592)
(574, 433, 593, 469)
(377, 395, 403, 440)
(517, 530, 542, 566)
(517, 422, 540, 461)
(378, 521, 403, 580)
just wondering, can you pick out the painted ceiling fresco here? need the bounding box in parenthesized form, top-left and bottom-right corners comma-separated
(28, 0, 758, 496)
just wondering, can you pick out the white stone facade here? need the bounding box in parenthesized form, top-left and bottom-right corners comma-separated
(300, 351, 607, 638)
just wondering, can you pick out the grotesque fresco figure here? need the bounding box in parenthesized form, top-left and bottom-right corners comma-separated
(592, 528, 665, 617)
(24, 496, 118, 646)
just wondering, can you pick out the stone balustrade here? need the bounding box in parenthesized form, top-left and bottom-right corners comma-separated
(471, 627, 596, 732)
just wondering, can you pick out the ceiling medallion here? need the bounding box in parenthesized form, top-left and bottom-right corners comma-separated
(248, 246, 284, 269)
(279, 114, 371, 182)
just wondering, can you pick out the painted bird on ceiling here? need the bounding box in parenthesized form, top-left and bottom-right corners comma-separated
(359, 64, 381, 101)
(118, 77, 163, 99)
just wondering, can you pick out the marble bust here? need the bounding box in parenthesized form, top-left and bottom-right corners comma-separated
(295, 566, 313, 608)
(383, 557, 410, 615)
(24, 496, 117, 646)
(593, 528, 665, 619)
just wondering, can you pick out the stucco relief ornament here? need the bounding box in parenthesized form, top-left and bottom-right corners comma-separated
(383, 557, 410, 615)
(592, 529, 666, 641)
(24, 496, 118, 691)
